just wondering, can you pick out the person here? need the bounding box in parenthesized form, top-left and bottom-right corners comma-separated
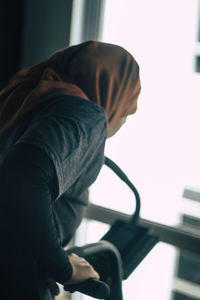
(0, 40, 141, 299)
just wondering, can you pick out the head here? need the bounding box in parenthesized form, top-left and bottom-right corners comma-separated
(52, 41, 141, 137)
(0, 41, 141, 138)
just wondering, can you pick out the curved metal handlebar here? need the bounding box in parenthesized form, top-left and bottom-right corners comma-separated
(64, 278, 110, 299)
(104, 157, 141, 223)
(65, 240, 123, 299)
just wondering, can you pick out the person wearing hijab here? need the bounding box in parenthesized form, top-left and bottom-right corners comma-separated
(0, 40, 141, 299)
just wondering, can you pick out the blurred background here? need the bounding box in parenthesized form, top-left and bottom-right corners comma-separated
(1, 1, 200, 299)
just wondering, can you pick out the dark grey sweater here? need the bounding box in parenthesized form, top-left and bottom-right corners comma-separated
(0, 93, 107, 299)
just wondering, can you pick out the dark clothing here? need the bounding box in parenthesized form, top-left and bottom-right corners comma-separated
(0, 93, 107, 299)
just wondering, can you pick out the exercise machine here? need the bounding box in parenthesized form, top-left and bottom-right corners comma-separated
(64, 157, 159, 299)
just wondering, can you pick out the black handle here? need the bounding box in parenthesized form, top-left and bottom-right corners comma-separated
(64, 278, 110, 299)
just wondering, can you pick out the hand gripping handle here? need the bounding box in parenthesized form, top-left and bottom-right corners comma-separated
(64, 278, 110, 299)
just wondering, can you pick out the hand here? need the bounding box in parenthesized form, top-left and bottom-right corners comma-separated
(65, 253, 100, 285)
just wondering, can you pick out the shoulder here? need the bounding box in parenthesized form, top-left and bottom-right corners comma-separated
(16, 93, 108, 196)
(33, 93, 108, 136)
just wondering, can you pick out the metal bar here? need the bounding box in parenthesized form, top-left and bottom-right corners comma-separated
(81, 0, 103, 41)
(183, 187, 200, 203)
(70, 0, 105, 44)
(86, 203, 200, 255)
(173, 278, 200, 299)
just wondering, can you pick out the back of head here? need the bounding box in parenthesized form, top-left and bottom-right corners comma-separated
(0, 41, 141, 138)
(54, 41, 141, 126)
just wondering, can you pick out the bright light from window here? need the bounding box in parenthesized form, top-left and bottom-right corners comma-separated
(90, 0, 200, 226)
(86, 2, 200, 299)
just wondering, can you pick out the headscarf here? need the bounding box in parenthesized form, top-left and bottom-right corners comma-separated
(0, 40, 141, 138)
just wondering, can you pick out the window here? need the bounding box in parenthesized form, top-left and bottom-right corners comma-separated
(84, 1, 200, 299)
(90, 0, 200, 226)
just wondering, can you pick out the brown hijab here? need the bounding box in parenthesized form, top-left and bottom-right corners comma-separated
(0, 41, 141, 138)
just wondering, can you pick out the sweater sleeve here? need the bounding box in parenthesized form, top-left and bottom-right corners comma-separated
(2, 143, 73, 284)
